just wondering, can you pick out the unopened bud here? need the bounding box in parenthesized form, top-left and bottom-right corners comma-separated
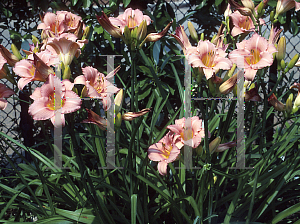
(280, 59, 286, 70)
(211, 34, 217, 43)
(219, 72, 237, 95)
(270, 11, 275, 22)
(82, 26, 91, 40)
(200, 33, 204, 41)
(136, 20, 147, 43)
(122, 108, 151, 121)
(131, 26, 138, 40)
(294, 94, 300, 107)
(188, 21, 198, 42)
(286, 94, 293, 114)
(237, 7, 253, 16)
(268, 93, 285, 112)
(124, 26, 131, 44)
(257, 1, 265, 16)
(62, 65, 71, 79)
(115, 112, 122, 128)
(209, 136, 221, 154)
(276, 36, 286, 62)
(241, 0, 255, 11)
(287, 54, 300, 70)
(32, 35, 39, 46)
(228, 64, 236, 78)
(11, 44, 22, 60)
(114, 89, 124, 114)
(213, 175, 217, 184)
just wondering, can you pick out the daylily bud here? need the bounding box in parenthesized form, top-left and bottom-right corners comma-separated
(268, 93, 285, 111)
(241, 0, 255, 11)
(276, 36, 286, 62)
(256, 1, 265, 16)
(136, 20, 147, 43)
(224, 64, 236, 81)
(82, 26, 91, 40)
(115, 112, 122, 129)
(224, 3, 232, 18)
(0, 45, 19, 66)
(63, 65, 71, 80)
(82, 108, 108, 130)
(216, 140, 238, 152)
(32, 35, 39, 46)
(275, 0, 297, 19)
(209, 136, 221, 154)
(245, 85, 261, 102)
(74, 21, 84, 39)
(213, 175, 217, 184)
(229, 0, 253, 16)
(124, 25, 131, 44)
(288, 92, 294, 101)
(211, 34, 217, 43)
(280, 59, 286, 70)
(294, 93, 300, 107)
(200, 33, 204, 41)
(286, 94, 293, 114)
(122, 108, 151, 121)
(270, 10, 275, 22)
(238, 7, 253, 16)
(296, 58, 300, 67)
(114, 89, 124, 114)
(139, 21, 172, 47)
(96, 12, 123, 39)
(287, 54, 299, 70)
(131, 26, 138, 40)
(226, 16, 230, 33)
(188, 21, 198, 42)
(219, 72, 237, 94)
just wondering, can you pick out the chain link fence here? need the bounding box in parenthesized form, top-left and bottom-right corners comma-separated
(0, 0, 299, 177)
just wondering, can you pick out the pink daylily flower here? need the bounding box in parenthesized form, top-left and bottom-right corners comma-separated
(148, 131, 180, 176)
(170, 25, 192, 55)
(13, 53, 54, 90)
(186, 40, 232, 80)
(109, 8, 151, 33)
(28, 74, 81, 127)
(46, 37, 81, 66)
(167, 116, 208, 149)
(37, 12, 66, 35)
(229, 11, 264, 36)
(0, 84, 14, 110)
(38, 11, 85, 37)
(59, 33, 88, 48)
(229, 33, 276, 81)
(56, 11, 85, 32)
(74, 66, 120, 110)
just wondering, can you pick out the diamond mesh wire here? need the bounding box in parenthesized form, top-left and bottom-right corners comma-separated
(1, 0, 300, 176)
